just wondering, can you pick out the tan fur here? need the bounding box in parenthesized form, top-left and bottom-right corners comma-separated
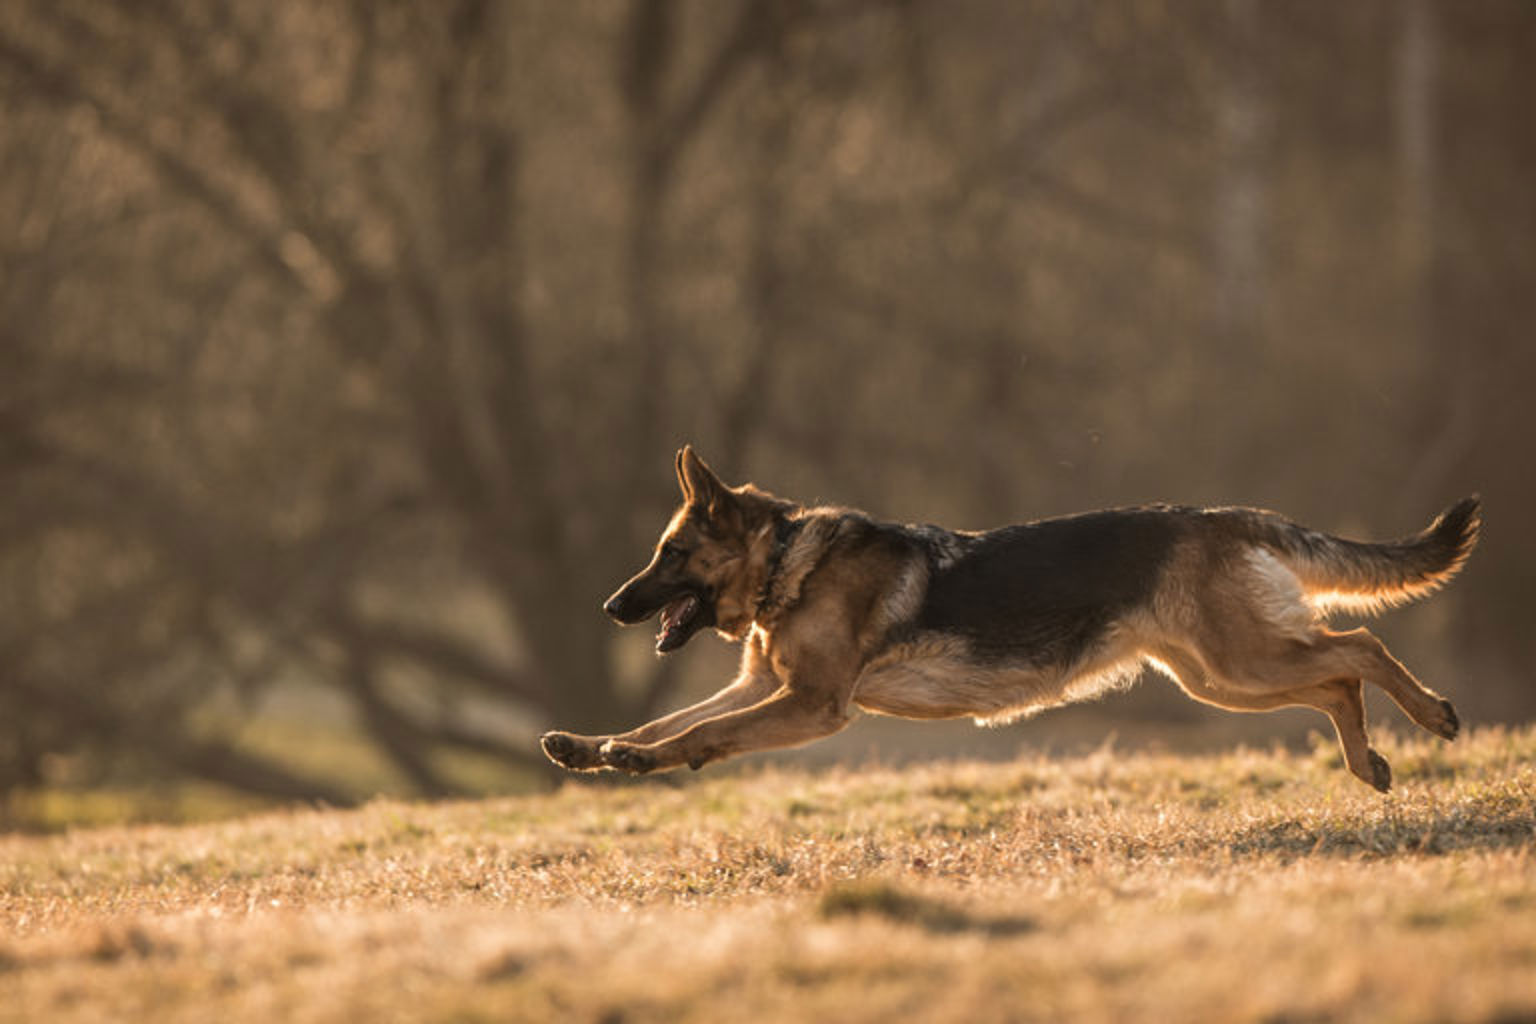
(1129, 536, 1458, 791)
(541, 449, 1473, 791)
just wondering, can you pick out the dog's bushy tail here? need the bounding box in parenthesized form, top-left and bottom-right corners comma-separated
(1256, 496, 1482, 615)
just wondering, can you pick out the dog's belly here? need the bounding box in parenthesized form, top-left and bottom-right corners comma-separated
(853, 635, 1146, 725)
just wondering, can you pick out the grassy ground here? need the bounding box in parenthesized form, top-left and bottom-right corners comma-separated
(3, 728, 1535, 1023)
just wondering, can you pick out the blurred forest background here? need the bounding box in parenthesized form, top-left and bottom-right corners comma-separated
(2, 0, 1533, 821)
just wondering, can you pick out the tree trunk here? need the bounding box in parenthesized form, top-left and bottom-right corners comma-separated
(1214, 0, 1266, 347)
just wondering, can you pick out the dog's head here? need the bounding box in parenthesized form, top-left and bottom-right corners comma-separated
(603, 446, 781, 653)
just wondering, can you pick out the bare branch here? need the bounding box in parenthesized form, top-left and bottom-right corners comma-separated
(324, 611, 548, 710)
(341, 648, 462, 799)
(0, 34, 329, 300)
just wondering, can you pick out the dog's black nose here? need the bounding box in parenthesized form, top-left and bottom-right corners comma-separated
(603, 594, 625, 619)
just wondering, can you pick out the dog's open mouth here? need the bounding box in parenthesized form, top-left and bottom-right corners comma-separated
(656, 595, 701, 653)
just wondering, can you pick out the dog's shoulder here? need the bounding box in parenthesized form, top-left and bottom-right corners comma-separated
(757, 506, 914, 612)
(751, 506, 931, 663)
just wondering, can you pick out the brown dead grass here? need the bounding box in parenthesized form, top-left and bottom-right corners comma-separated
(2, 727, 1535, 1023)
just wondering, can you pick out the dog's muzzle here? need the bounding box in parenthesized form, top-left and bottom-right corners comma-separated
(602, 581, 714, 652)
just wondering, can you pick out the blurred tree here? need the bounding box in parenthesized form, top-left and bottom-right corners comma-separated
(0, 0, 918, 799)
(0, 1, 1530, 804)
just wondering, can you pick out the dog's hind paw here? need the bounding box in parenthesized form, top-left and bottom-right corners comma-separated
(1433, 698, 1460, 742)
(1366, 749, 1393, 794)
(540, 731, 606, 771)
(600, 740, 658, 775)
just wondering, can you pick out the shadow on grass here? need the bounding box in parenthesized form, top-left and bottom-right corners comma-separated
(817, 880, 1036, 936)
(1228, 804, 1536, 860)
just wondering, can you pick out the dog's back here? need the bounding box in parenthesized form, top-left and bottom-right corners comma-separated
(910, 508, 1189, 665)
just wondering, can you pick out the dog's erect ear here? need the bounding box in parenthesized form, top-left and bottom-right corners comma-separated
(675, 448, 694, 503)
(675, 445, 733, 518)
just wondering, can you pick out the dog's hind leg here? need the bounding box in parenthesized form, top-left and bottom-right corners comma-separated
(1191, 626, 1457, 743)
(1152, 647, 1390, 791)
(1298, 678, 1391, 793)
(1305, 628, 1459, 741)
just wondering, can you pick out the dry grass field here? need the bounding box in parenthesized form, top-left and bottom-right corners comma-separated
(3, 727, 1536, 1023)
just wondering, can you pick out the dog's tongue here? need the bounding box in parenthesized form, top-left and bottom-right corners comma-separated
(660, 595, 697, 630)
(657, 595, 698, 648)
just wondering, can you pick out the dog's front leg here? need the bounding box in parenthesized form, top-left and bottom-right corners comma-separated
(606, 673, 781, 749)
(601, 687, 852, 774)
(538, 730, 610, 771)
(541, 640, 779, 772)
(600, 630, 860, 774)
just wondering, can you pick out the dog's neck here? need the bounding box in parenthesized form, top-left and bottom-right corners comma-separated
(752, 515, 799, 619)
(753, 511, 846, 627)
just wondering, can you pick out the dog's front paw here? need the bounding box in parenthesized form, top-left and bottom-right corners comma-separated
(600, 740, 658, 775)
(541, 731, 607, 771)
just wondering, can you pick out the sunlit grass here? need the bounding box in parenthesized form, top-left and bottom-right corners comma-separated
(3, 711, 549, 833)
(0, 781, 273, 834)
(1, 727, 1534, 1022)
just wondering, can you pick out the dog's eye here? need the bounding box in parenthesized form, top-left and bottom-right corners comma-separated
(661, 543, 687, 562)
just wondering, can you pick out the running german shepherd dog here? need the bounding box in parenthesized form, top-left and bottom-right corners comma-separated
(541, 447, 1481, 791)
